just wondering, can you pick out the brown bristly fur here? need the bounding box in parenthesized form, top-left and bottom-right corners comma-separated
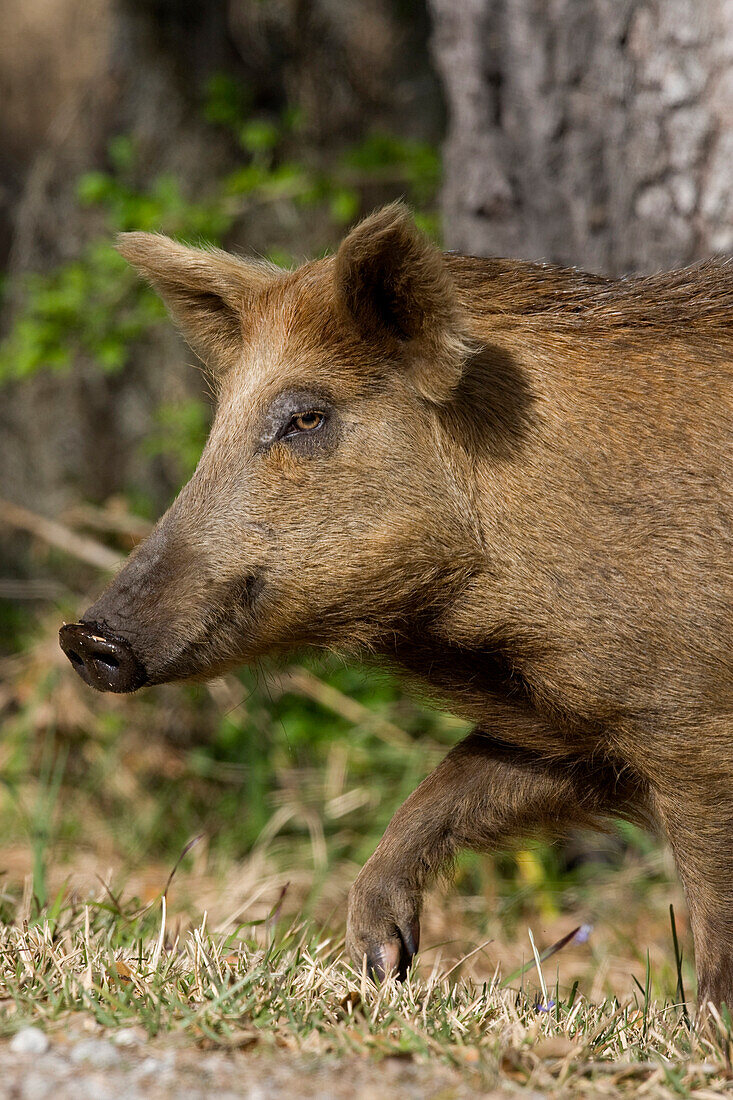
(68, 202, 732, 1009)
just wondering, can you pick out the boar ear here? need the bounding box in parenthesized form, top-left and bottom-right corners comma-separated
(334, 203, 468, 403)
(116, 233, 274, 373)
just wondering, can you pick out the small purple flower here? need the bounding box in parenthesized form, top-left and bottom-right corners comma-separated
(534, 999, 556, 1013)
(574, 924, 593, 944)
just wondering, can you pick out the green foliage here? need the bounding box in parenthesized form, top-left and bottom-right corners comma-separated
(0, 246, 161, 381)
(201, 73, 253, 130)
(340, 131, 441, 206)
(143, 398, 212, 485)
(0, 76, 441, 387)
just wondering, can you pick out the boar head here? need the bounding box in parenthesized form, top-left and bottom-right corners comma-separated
(59, 204, 481, 692)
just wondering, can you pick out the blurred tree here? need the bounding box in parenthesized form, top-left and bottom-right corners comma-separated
(430, 0, 733, 273)
(0, 0, 441, 513)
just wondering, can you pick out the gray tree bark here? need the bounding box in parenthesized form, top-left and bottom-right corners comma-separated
(429, 0, 733, 274)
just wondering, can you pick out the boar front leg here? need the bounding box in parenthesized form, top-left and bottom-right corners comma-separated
(347, 728, 643, 980)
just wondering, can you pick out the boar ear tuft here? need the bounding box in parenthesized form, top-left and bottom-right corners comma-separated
(334, 203, 468, 403)
(116, 233, 275, 374)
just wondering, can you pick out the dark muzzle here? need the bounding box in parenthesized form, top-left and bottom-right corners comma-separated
(59, 622, 147, 693)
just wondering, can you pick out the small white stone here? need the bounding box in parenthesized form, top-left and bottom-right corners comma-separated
(670, 175, 697, 215)
(135, 1056, 163, 1079)
(21, 1071, 56, 1100)
(10, 1027, 49, 1055)
(69, 1037, 120, 1068)
(113, 1027, 142, 1047)
(635, 184, 673, 220)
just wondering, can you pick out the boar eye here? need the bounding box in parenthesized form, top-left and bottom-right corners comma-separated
(283, 410, 325, 437)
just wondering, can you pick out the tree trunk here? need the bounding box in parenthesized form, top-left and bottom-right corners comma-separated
(429, 0, 733, 274)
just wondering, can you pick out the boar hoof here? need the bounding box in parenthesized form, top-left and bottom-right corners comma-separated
(346, 873, 421, 982)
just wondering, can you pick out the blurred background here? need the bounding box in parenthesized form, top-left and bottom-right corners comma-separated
(1, 0, 730, 999)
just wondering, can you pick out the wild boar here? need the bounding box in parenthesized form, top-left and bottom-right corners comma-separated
(59, 203, 733, 1007)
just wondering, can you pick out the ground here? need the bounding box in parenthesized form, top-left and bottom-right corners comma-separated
(1, 1038, 478, 1100)
(0, 866, 731, 1099)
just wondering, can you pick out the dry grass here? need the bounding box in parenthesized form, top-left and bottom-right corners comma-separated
(1, 885, 732, 1098)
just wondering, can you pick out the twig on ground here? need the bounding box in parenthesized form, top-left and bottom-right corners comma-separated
(0, 498, 120, 571)
(268, 665, 412, 748)
(61, 503, 153, 542)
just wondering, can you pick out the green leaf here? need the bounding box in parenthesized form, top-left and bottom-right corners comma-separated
(108, 135, 135, 173)
(238, 119, 279, 153)
(329, 187, 360, 225)
(77, 172, 114, 206)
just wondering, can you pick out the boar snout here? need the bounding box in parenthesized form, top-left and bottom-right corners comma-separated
(59, 621, 147, 693)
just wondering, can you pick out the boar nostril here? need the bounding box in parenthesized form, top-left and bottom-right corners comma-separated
(59, 623, 146, 694)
